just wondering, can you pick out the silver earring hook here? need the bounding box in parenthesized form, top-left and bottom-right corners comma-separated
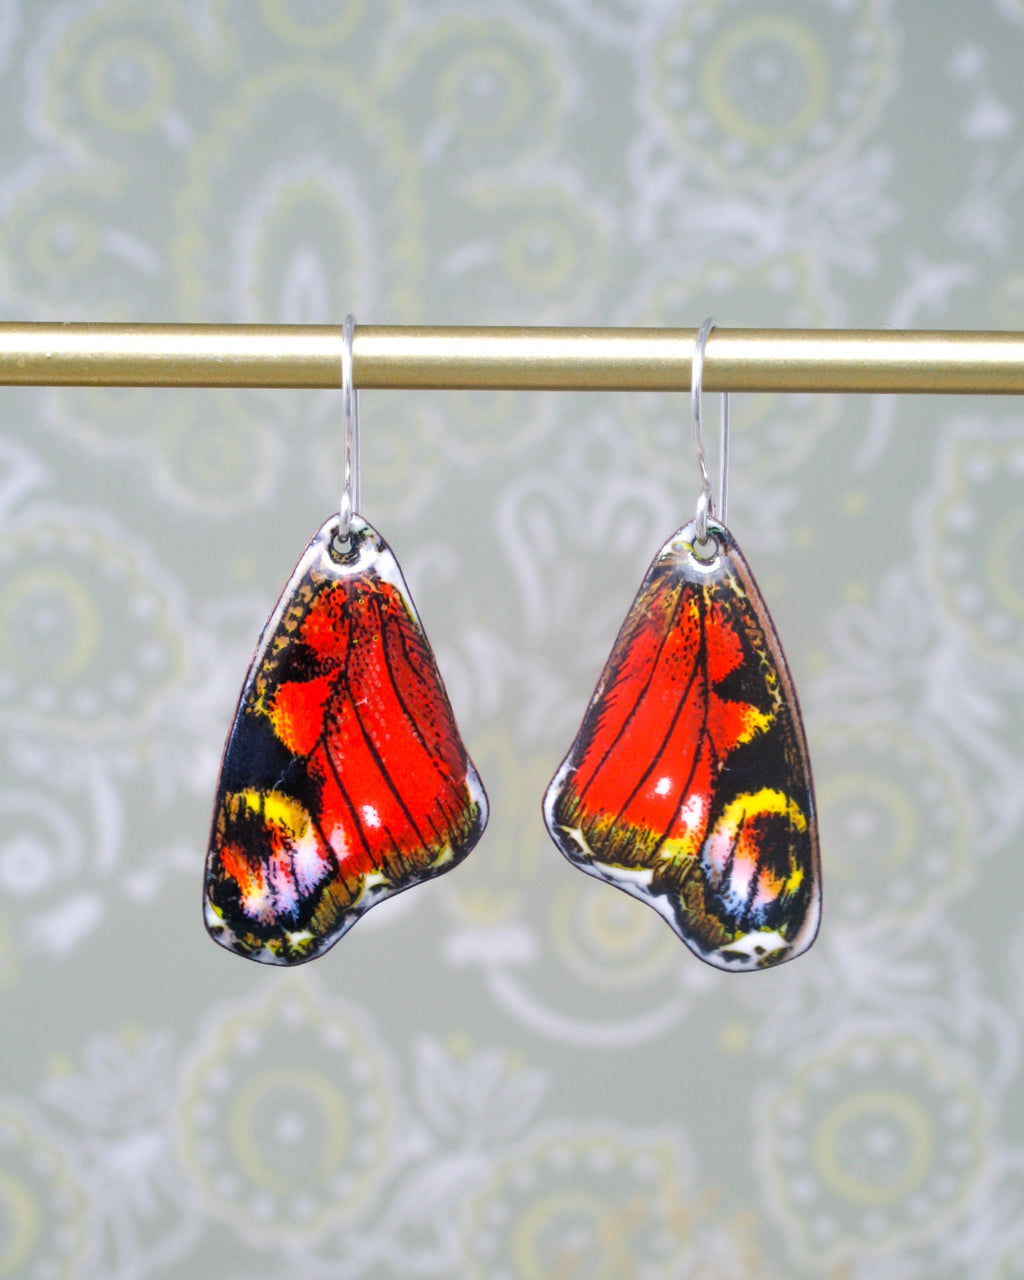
(339, 313, 361, 538)
(690, 317, 730, 544)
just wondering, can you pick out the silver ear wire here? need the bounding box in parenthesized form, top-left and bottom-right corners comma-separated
(690, 317, 730, 542)
(339, 313, 361, 538)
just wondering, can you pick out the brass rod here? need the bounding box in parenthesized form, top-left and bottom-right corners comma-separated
(0, 323, 1023, 393)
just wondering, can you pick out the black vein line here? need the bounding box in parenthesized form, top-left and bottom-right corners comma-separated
(339, 668, 433, 853)
(386, 611, 467, 831)
(575, 574, 688, 809)
(720, 812, 745, 899)
(611, 585, 711, 843)
(319, 720, 379, 871)
(742, 815, 764, 920)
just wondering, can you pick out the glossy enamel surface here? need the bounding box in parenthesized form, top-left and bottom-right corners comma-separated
(205, 515, 487, 963)
(544, 519, 819, 971)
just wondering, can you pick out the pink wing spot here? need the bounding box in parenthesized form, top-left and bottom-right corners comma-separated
(267, 849, 299, 915)
(291, 834, 331, 896)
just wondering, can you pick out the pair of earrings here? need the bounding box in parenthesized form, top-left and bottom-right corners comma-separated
(204, 319, 820, 973)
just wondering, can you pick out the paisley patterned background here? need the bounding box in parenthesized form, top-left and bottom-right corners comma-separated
(1, 1, 1023, 1276)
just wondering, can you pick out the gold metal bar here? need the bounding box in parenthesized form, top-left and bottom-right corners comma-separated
(1, 323, 1023, 393)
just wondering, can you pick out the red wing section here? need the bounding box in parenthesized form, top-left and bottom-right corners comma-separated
(544, 520, 819, 971)
(205, 516, 488, 964)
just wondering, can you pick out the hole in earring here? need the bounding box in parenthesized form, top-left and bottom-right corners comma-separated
(691, 533, 719, 562)
(330, 529, 358, 561)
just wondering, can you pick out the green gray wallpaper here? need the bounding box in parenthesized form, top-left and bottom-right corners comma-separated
(1, 1, 1023, 1277)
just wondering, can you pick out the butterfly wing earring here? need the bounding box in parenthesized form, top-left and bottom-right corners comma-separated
(204, 316, 488, 963)
(544, 318, 820, 971)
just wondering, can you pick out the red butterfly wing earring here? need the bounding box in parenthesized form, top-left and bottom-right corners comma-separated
(544, 319, 820, 971)
(204, 317, 488, 963)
